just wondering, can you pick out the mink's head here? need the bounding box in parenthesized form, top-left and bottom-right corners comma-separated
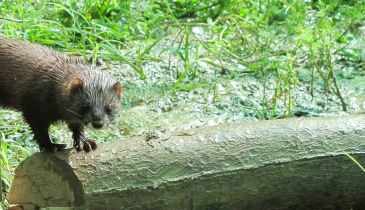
(67, 72, 122, 129)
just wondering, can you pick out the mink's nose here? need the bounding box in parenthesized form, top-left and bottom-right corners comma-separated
(92, 121, 103, 129)
(91, 108, 103, 128)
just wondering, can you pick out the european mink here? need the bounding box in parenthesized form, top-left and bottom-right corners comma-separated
(0, 36, 122, 152)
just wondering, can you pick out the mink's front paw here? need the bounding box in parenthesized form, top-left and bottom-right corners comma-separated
(75, 139, 97, 152)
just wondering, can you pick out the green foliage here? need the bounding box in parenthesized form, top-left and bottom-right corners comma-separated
(1, 0, 363, 90)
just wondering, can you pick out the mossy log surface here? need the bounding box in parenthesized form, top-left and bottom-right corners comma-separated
(8, 114, 365, 210)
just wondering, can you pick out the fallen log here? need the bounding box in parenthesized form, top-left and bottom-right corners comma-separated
(8, 114, 365, 210)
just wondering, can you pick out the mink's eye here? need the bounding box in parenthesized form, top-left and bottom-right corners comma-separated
(105, 105, 113, 115)
(81, 103, 90, 113)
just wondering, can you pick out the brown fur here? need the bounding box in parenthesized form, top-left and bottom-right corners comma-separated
(0, 36, 121, 152)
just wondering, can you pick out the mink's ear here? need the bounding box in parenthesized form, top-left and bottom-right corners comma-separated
(69, 77, 84, 92)
(113, 82, 122, 99)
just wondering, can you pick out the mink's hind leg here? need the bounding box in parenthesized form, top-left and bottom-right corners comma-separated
(68, 123, 97, 152)
(27, 120, 66, 152)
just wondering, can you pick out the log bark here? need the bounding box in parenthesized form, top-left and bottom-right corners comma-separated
(8, 114, 365, 210)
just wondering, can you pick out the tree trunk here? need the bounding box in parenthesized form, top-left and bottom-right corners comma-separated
(8, 114, 365, 210)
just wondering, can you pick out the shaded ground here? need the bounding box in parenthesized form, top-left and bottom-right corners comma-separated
(106, 37, 365, 138)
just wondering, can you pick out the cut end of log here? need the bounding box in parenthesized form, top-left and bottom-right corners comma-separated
(9, 152, 84, 208)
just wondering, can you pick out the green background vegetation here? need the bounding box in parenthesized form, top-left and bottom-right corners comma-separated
(1, 0, 365, 208)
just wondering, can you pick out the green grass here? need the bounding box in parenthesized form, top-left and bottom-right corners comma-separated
(0, 110, 35, 207)
(344, 153, 365, 173)
(1, 1, 363, 96)
(1, 0, 365, 208)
